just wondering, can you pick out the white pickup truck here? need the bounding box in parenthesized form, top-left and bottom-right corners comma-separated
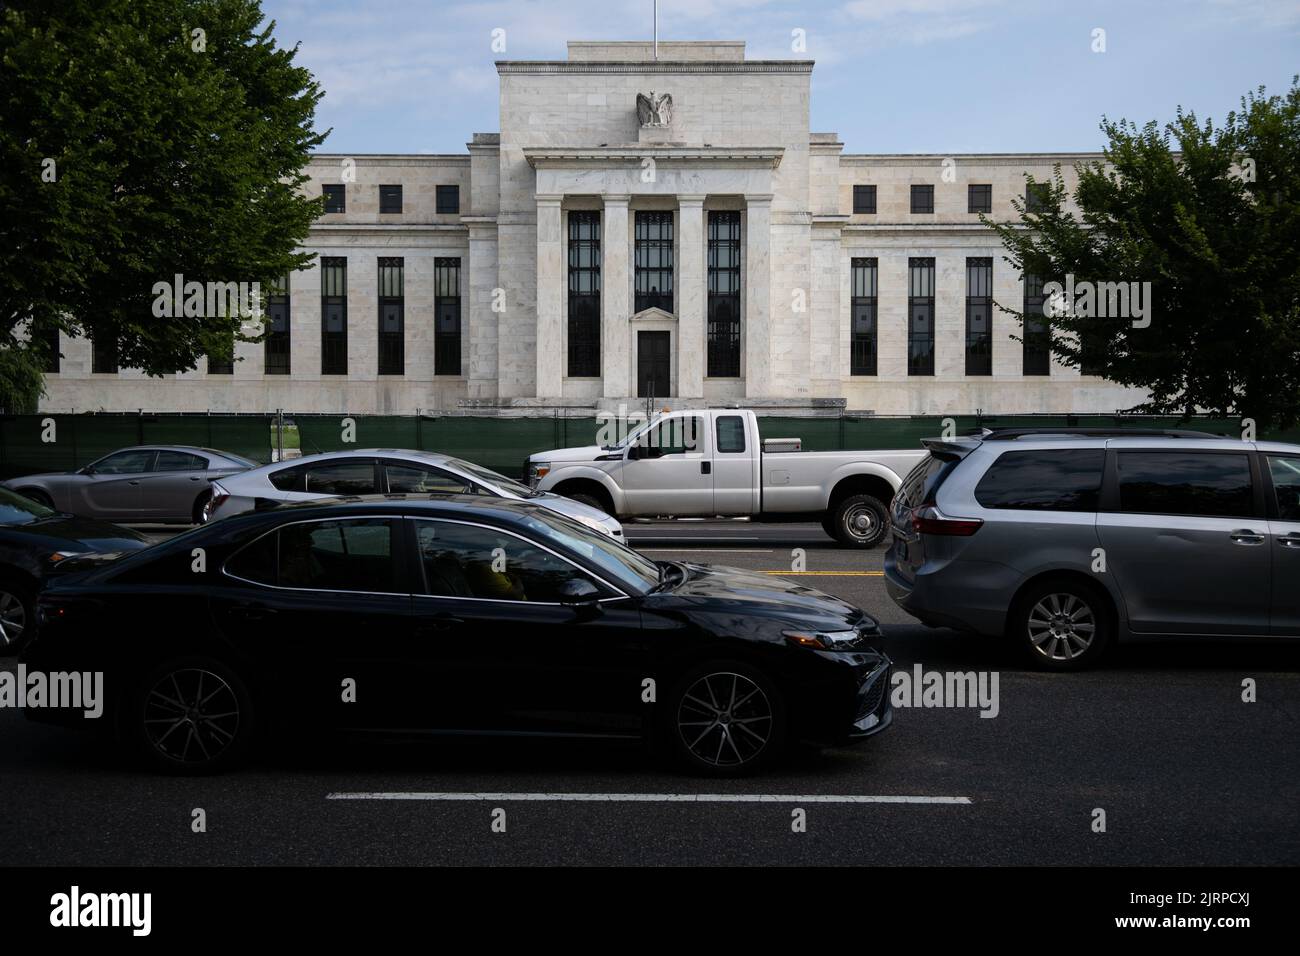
(525, 408, 926, 548)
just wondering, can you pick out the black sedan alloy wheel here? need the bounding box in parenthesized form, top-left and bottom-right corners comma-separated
(675, 670, 776, 770)
(142, 667, 242, 767)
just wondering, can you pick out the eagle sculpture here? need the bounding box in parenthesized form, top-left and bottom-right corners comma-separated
(636, 91, 672, 128)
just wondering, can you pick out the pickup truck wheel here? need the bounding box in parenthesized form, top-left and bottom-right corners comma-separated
(569, 492, 611, 516)
(830, 494, 888, 549)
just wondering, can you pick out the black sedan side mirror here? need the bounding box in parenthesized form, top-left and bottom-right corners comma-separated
(558, 578, 601, 607)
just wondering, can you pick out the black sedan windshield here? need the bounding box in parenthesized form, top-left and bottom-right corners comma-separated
(0, 486, 55, 525)
(515, 508, 659, 594)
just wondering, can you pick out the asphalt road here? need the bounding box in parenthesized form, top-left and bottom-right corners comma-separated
(1, 521, 1297, 866)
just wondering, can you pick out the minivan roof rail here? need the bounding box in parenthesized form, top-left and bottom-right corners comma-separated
(978, 427, 1228, 441)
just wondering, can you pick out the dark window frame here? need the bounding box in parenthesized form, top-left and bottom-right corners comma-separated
(265, 273, 291, 375)
(92, 335, 118, 374)
(853, 184, 877, 215)
(634, 210, 674, 314)
(968, 184, 992, 214)
(377, 257, 404, 375)
(910, 184, 935, 214)
(1023, 273, 1050, 376)
(322, 184, 345, 214)
(707, 210, 742, 378)
(321, 257, 348, 375)
(435, 257, 462, 376)
(436, 184, 459, 215)
(567, 211, 601, 377)
(908, 257, 935, 376)
(1025, 182, 1053, 213)
(850, 257, 878, 376)
(378, 184, 403, 214)
(965, 257, 993, 376)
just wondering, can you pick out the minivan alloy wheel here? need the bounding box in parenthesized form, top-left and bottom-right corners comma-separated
(676, 672, 774, 768)
(1027, 593, 1096, 662)
(144, 668, 241, 764)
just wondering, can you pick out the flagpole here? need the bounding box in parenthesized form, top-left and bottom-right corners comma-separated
(653, 0, 658, 60)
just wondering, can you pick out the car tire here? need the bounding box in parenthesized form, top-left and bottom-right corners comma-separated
(569, 492, 611, 516)
(1009, 578, 1113, 671)
(125, 657, 256, 774)
(0, 578, 35, 655)
(662, 661, 786, 776)
(829, 494, 889, 549)
(192, 490, 213, 524)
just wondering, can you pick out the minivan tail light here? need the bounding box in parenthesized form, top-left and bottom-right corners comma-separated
(911, 505, 982, 536)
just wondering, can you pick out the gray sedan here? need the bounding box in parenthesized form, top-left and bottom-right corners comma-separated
(4, 446, 258, 525)
(207, 448, 625, 539)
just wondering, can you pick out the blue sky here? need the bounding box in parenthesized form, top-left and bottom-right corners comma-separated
(261, 0, 1300, 155)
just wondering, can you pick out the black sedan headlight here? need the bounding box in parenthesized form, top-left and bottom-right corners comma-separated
(782, 628, 870, 651)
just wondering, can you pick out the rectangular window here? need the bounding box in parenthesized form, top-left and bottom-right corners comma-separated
(1267, 456, 1300, 521)
(908, 257, 935, 376)
(853, 184, 877, 215)
(965, 257, 993, 376)
(968, 184, 992, 214)
(207, 339, 234, 375)
(716, 415, 747, 454)
(707, 210, 742, 377)
(567, 211, 601, 377)
(1117, 451, 1254, 519)
(1023, 273, 1050, 375)
(975, 449, 1105, 511)
(911, 184, 935, 214)
(435, 257, 462, 376)
(436, 185, 459, 214)
(1025, 182, 1052, 213)
(265, 273, 290, 375)
(278, 518, 397, 593)
(92, 335, 118, 374)
(321, 257, 348, 375)
(378, 257, 404, 375)
(634, 211, 674, 314)
(322, 184, 345, 214)
(850, 257, 878, 376)
(379, 184, 402, 214)
(38, 325, 60, 373)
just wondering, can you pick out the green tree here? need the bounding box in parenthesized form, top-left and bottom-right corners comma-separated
(985, 78, 1300, 428)
(0, 0, 326, 408)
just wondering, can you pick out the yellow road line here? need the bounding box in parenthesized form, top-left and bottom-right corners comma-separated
(757, 570, 884, 576)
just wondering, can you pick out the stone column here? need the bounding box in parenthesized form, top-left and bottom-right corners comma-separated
(744, 194, 773, 398)
(676, 195, 706, 399)
(535, 194, 564, 400)
(601, 195, 631, 398)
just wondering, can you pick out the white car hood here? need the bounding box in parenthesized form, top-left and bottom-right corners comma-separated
(529, 445, 611, 464)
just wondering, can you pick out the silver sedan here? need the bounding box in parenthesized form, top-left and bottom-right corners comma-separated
(3, 446, 257, 525)
(207, 449, 626, 539)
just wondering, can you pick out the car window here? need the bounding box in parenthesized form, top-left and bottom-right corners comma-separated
(225, 530, 278, 586)
(155, 450, 207, 472)
(716, 415, 746, 454)
(0, 486, 54, 525)
(386, 463, 474, 495)
(975, 449, 1104, 511)
(268, 465, 303, 491)
(415, 520, 607, 603)
(637, 416, 704, 457)
(1117, 451, 1254, 519)
(302, 460, 377, 495)
(93, 450, 156, 475)
(278, 519, 399, 593)
(899, 454, 957, 507)
(1267, 456, 1300, 521)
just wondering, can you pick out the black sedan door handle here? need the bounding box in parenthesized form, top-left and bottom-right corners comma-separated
(417, 614, 464, 635)
(233, 602, 278, 621)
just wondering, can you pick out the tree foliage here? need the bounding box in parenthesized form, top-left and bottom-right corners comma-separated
(985, 78, 1300, 427)
(0, 0, 326, 407)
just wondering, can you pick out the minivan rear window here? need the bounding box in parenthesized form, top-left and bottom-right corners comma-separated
(975, 449, 1104, 511)
(899, 454, 957, 507)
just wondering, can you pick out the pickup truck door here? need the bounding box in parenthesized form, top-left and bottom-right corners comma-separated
(712, 412, 758, 515)
(621, 413, 714, 516)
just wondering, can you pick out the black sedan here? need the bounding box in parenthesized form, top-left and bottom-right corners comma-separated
(0, 486, 149, 653)
(21, 495, 892, 775)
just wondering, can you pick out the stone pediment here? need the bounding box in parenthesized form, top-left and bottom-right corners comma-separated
(631, 307, 676, 323)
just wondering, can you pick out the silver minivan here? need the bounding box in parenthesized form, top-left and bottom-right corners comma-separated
(884, 429, 1300, 669)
